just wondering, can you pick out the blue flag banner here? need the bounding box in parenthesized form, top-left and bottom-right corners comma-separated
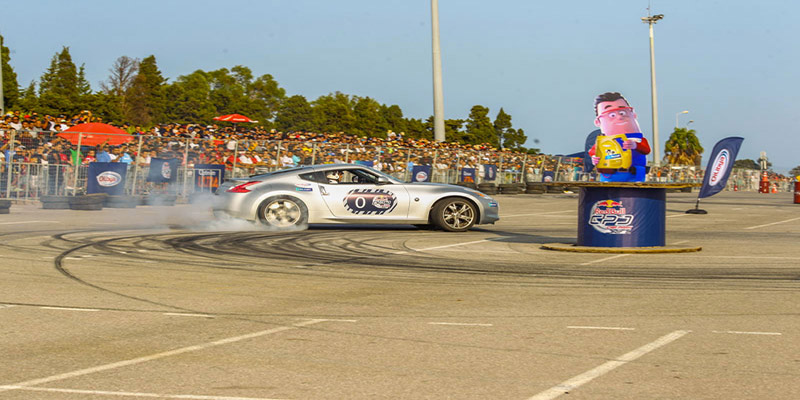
(460, 168, 476, 183)
(698, 137, 744, 199)
(147, 158, 181, 183)
(584, 129, 602, 173)
(542, 171, 555, 182)
(355, 160, 374, 167)
(87, 162, 128, 195)
(483, 164, 497, 181)
(194, 164, 226, 193)
(411, 165, 432, 182)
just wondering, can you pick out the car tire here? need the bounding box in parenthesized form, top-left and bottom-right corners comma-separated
(257, 195, 309, 230)
(431, 197, 477, 232)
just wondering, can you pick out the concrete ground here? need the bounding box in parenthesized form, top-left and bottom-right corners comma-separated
(1, 190, 798, 400)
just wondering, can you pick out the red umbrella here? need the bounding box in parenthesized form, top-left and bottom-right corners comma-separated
(58, 123, 134, 146)
(213, 113, 259, 123)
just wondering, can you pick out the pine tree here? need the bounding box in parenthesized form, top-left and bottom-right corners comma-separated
(463, 105, 495, 145)
(126, 55, 167, 125)
(275, 95, 313, 132)
(1, 34, 20, 110)
(38, 47, 85, 116)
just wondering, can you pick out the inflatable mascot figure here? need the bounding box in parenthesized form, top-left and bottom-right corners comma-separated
(588, 92, 651, 182)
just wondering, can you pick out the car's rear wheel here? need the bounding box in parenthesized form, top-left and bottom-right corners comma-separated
(432, 198, 477, 232)
(257, 195, 308, 229)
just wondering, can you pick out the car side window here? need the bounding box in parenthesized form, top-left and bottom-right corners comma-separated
(299, 172, 327, 183)
(341, 169, 379, 184)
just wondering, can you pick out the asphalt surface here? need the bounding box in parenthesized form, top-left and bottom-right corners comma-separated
(1, 191, 798, 399)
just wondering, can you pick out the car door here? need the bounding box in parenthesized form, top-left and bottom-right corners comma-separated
(318, 168, 410, 220)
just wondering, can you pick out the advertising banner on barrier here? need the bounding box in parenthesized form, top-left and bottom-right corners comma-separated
(87, 162, 128, 195)
(194, 164, 226, 193)
(542, 171, 555, 182)
(460, 168, 476, 183)
(483, 164, 497, 181)
(411, 165, 432, 182)
(147, 158, 181, 183)
(698, 137, 744, 199)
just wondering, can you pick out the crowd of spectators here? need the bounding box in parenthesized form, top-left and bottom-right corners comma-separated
(0, 109, 792, 193)
(0, 109, 537, 184)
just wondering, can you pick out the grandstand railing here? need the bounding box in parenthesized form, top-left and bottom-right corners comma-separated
(0, 130, 792, 200)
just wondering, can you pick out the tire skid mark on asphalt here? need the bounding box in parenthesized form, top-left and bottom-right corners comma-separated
(0, 318, 333, 395)
(0, 386, 283, 400)
(712, 330, 782, 336)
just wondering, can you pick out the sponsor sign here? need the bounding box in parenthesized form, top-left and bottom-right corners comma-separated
(483, 164, 497, 181)
(411, 165, 432, 182)
(194, 164, 225, 193)
(460, 168, 476, 183)
(97, 171, 122, 187)
(588, 199, 634, 234)
(87, 162, 128, 195)
(147, 158, 180, 183)
(698, 137, 744, 199)
(343, 188, 398, 215)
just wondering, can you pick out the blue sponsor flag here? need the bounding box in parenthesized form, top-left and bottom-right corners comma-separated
(698, 137, 744, 199)
(87, 162, 128, 195)
(542, 171, 555, 182)
(411, 165, 432, 182)
(147, 158, 181, 183)
(460, 167, 476, 183)
(194, 164, 226, 193)
(483, 164, 497, 181)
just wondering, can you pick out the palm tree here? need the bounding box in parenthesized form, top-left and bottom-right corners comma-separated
(664, 127, 704, 165)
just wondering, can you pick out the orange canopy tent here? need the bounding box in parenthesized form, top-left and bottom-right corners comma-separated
(58, 123, 134, 147)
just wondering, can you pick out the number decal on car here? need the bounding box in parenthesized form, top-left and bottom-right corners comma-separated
(343, 189, 397, 215)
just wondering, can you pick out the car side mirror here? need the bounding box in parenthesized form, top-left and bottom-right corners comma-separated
(376, 176, 391, 185)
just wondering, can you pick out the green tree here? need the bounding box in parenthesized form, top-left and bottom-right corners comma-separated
(99, 56, 139, 123)
(275, 95, 313, 132)
(492, 108, 527, 149)
(733, 159, 760, 170)
(165, 70, 215, 123)
(664, 127, 704, 165)
(127, 55, 167, 125)
(789, 165, 800, 177)
(352, 96, 389, 137)
(310, 92, 356, 133)
(381, 104, 406, 135)
(16, 81, 38, 112)
(402, 117, 427, 139)
(1, 34, 20, 110)
(38, 47, 87, 116)
(463, 105, 495, 145)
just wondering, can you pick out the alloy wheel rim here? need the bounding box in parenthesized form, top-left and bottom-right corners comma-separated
(442, 201, 474, 229)
(264, 200, 301, 227)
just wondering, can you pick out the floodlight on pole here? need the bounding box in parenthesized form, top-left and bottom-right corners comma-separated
(642, 13, 663, 166)
(431, 0, 445, 142)
(675, 110, 688, 128)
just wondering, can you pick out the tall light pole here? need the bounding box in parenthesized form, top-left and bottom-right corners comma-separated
(0, 34, 5, 115)
(675, 110, 688, 128)
(431, 0, 445, 142)
(642, 13, 663, 166)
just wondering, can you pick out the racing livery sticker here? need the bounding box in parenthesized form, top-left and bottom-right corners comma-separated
(295, 183, 313, 192)
(343, 188, 398, 215)
(588, 199, 634, 234)
(97, 171, 122, 187)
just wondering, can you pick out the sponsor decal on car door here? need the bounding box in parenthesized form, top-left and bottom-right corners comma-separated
(319, 184, 409, 218)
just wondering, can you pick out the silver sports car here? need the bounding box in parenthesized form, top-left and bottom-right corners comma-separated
(213, 164, 499, 231)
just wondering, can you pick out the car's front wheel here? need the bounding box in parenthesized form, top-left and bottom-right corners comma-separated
(257, 195, 308, 229)
(431, 198, 477, 232)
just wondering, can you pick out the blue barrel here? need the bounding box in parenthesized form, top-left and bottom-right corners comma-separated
(577, 186, 666, 247)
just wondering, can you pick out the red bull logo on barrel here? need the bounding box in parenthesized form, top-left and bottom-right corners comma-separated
(589, 199, 634, 234)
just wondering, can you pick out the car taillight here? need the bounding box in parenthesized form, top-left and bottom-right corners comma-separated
(226, 181, 261, 193)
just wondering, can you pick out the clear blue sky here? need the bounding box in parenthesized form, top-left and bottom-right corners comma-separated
(1, 0, 797, 173)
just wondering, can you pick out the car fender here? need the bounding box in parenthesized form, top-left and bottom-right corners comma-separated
(409, 191, 483, 222)
(246, 185, 322, 220)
